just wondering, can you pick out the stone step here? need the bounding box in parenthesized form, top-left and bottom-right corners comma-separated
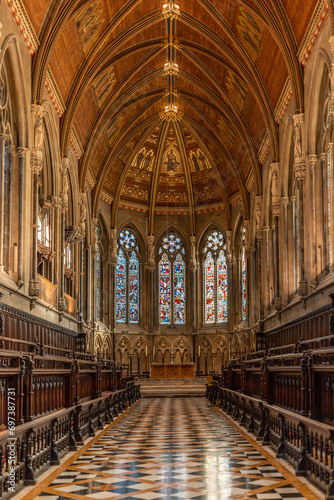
(139, 378, 207, 398)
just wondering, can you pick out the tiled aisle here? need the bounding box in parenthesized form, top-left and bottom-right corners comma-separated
(24, 398, 320, 500)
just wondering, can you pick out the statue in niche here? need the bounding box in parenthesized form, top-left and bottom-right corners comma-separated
(271, 168, 279, 198)
(294, 122, 302, 159)
(34, 115, 44, 151)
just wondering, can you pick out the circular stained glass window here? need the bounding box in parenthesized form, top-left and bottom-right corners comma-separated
(119, 229, 137, 250)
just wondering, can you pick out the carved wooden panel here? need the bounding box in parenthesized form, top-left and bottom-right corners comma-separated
(151, 363, 195, 379)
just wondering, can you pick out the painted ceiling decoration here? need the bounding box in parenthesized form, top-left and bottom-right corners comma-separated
(9, 0, 330, 221)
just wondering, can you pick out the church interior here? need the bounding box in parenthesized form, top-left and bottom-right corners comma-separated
(0, 0, 334, 499)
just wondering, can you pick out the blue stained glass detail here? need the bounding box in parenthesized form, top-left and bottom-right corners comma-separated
(159, 253, 171, 324)
(173, 253, 186, 324)
(116, 249, 127, 322)
(160, 233, 183, 254)
(204, 252, 215, 324)
(129, 251, 139, 324)
(119, 229, 137, 250)
(217, 250, 228, 321)
(96, 248, 102, 321)
(241, 246, 247, 321)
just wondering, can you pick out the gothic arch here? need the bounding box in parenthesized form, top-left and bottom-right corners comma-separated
(306, 48, 331, 154)
(117, 220, 146, 260)
(0, 34, 28, 146)
(198, 222, 227, 254)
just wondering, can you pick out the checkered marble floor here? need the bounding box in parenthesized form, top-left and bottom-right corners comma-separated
(32, 398, 317, 500)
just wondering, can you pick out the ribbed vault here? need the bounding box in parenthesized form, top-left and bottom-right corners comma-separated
(25, 0, 321, 229)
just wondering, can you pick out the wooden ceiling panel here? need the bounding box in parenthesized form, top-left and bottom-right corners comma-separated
(20, 0, 316, 211)
(49, 20, 84, 102)
(256, 30, 289, 109)
(281, 0, 317, 46)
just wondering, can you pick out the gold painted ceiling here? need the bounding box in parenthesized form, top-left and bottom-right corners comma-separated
(24, 0, 323, 225)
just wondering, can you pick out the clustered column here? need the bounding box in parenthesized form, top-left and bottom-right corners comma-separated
(29, 105, 45, 299)
(293, 114, 307, 297)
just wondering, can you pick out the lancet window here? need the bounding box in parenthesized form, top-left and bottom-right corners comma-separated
(158, 233, 186, 325)
(240, 225, 247, 321)
(116, 229, 140, 324)
(96, 223, 102, 321)
(203, 230, 228, 324)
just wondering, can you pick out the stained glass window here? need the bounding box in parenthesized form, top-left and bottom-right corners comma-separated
(173, 253, 186, 324)
(96, 247, 102, 321)
(217, 250, 228, 321)
(116, 229, 140, 324)
(240, 225, 247, 321)
(129, 251, 139, 323)
(204, 252, 215, 323)
(203, 230, 228, 324)
(158, 233, 186, 325)
(116, 249, 127, 323)
(159, 253, 171, 324)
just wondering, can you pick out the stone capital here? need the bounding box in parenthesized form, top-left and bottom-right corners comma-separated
(272, 201, 281, 217)
(281, 197, 289, 207)
(294, 160, 306, 181)
(17, 147, 28, 158)
(307, 154, 317, 167)
(0, 133, 7, 143)
(256, 227, 263, 241)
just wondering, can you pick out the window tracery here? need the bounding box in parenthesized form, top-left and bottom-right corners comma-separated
(203, 230, 228, 324)
(96, 222, 102, 322)
(159, 233, 186, 325)
(240, 225, 247, 321)
(116, 229, 140, 324)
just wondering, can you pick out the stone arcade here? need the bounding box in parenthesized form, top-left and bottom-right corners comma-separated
(0, 1, 334, 499)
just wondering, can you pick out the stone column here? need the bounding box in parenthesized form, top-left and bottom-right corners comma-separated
(189, 235, 197, 332)
(58, 158, 70, 311)
(319, 153, 328, 272)
(255, 196, 263, 320)
(307, 154, 318, 285)
(256, 227, 263, 320)
(29, 105, 45, 298)
(293, 113, 307, 297)
(110, 228, 117, 332)
(263, 226, 271, 315)
(28, 153, 43, 297)
(85, 245, 92, 325)
(226, 231, 233, 329)
(3, 145, 15, 272)
(91, 218, 98, 326)
(271, 163, 281, 310)
(147, 235, 156, 333)
(327, 143, 334, 270)
(291, 195, 298, 293)
(17, 148, 28, 286)
(281, 197, 289, 303)
(0, 133, 6, 270)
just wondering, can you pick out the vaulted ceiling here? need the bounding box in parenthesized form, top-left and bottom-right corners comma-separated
(26, 0, 320, 225)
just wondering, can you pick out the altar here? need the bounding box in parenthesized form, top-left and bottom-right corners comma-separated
(151, 363, 195, 379)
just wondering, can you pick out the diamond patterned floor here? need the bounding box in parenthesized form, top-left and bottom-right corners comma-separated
(23, 398, 321, 500)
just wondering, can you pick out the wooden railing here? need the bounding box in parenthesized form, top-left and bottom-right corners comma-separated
(38, 274, 57, 308)
(0, 303, 78, 355)
(0, 349, 127, 425)
(0, 381, 140, 499)
(207, 385, 334, 499)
